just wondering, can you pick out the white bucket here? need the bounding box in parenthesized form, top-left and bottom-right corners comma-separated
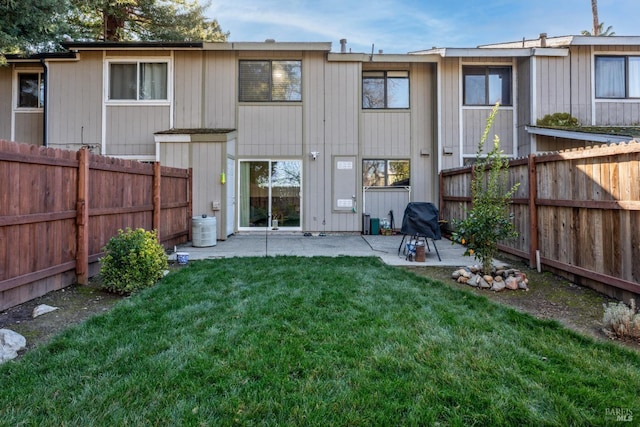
(176, 252, 189, 265)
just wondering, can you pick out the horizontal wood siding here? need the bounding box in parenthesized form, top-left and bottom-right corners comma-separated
(13, 112, 43, 145)
(0, 140, 190, 311)
(237, 105, 303, 157)
(441, 141, 640, 298)
(462, 108, 513, 156)
(106, 106, 170, 155)
(48, 51, 103, 150)
(361, 112, 411, 157)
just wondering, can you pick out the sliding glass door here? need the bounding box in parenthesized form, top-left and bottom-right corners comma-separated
(239, 160, 301, 230)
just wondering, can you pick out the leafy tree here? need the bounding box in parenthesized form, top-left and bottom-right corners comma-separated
(451, 103, 520, 274)
(0, 0, 71, 62)
(66, 0, 228, 42)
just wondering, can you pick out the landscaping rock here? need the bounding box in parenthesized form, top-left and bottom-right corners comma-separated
(467, 274, 479, 287)
(458, 276, 469, 284)
(518, 281, 529, 290)
(32, 304, 59, 318)
(452, 270, 461, 280)
(483, 275, 494, 284)
(491, 280, 506, 292)
(505, 276, 518, 290)
(0, 329, 26, 363)
(479, 278, 491, 289)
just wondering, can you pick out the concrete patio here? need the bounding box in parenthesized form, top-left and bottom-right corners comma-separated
(174, 233, 491, 267)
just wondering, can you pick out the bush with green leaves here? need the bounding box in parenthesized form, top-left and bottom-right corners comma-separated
(451, 103, 520, 273)
(100, 228, 168, 295)
(536, 112, 579, 127)
(603, 299, 640, 340)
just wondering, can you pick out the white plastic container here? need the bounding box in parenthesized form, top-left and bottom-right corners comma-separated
(192, 215, 217, 247)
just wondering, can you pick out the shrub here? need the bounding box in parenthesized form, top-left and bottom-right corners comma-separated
(536, 112, 579, 127)
(450, 103, 520, 274)
(602, 299, 640, 340)
(100, 228, 168, 295)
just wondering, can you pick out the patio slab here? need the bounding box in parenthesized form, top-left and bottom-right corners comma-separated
(174, 233, 500, 268)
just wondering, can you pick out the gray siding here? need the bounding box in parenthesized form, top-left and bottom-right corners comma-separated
(361, 111, 411, 157)
(106, 106, 170, 155)
(48, 51, 102, 150)
(462, 108, 514, 156)
(439, 57, 460, 170)
(569, 45, 592, 125)
(237, 105, 303, 157)
(203, 51, 236, 129)
(0, 66, 11, 140)
(517, 57, 532, 155)
(174, 51, 203, 129)
(535, 55, 571, 119)
(14, 112, 43, 145)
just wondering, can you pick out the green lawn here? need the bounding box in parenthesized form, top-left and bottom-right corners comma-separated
(1, 257, 639, 426)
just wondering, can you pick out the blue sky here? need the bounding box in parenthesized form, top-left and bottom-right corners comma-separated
(206, 0, 639, 53)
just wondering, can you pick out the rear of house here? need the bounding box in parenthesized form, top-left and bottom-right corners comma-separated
(1, 34, 639, 238)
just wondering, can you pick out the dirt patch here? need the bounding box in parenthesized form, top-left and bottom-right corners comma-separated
(1, 260, 638, 359)
(0, 281, 123, 355)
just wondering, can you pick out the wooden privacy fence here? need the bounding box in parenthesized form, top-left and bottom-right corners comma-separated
(439, 141, 640, 298)
(0, 140, 191, 311)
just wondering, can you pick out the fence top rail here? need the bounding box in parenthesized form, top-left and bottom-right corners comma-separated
(0, 140, 79, 167)
(535, 140, 640, 163)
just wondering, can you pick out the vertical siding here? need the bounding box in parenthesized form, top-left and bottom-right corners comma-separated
(323, 61, 360, 231)
(203, 51, 236, 129)
(361, 112, 411, 157)
(0, 66, 11, 140)
(13, 113, 43, 145)
(363, 189, 410, 223)
(106, 106, 170, 155)
(237, 105, 303, 157)
(569, 45, 592, 125)
(410, 62, 437, 203)
(517, 57, 532, 155)
(191, 142, 224, 230)
(159, 141, 190, 168)
(174, 51, 203, 129)
(536, 55, 571, 119)
(304, 52, 329, 231)
(48, 51, 103, 150)
(462, 108, 514, 156)
(440, 57, 460, 170)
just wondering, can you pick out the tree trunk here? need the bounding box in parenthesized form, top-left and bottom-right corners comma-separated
(591, 0, 600, 36)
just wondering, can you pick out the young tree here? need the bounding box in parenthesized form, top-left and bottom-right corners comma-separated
(451, 103, 520, 274)
(67, 0, 228, 42)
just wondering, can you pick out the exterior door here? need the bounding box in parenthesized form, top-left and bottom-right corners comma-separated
(239, 160, 301, 230)
(226, 157, 235, 236)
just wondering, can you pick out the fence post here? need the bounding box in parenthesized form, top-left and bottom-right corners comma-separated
(438, 172, 444, 219)
(153, 162, 161, 239)
(188, 168, 193, 242)
(76, 148, 89, 285)
(528, 153, 538, 269)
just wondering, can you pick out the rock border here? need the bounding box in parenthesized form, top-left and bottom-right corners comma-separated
(452, 266, 529, 291)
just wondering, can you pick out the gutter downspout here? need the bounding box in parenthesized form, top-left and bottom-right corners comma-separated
(40, 58, 48, 147)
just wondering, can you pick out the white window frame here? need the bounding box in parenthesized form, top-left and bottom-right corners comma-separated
(13, 69, 45, 111)
(104, 58, 172, 106)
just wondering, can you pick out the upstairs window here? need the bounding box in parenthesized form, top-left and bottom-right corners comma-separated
(239, 60, 302, 102)
(17, 72, 44, 108)
(363, 159, 410, 187)
(463, 66, 512, 106)
(362, 71, 409, 109)
(595, 56, 640, 99)
(109, 61, 168, 101)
